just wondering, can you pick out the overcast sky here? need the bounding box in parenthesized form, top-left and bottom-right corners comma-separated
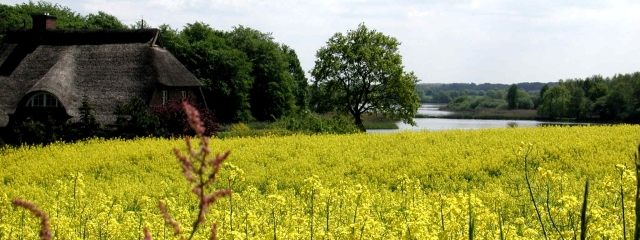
(6, 0, 640, 84)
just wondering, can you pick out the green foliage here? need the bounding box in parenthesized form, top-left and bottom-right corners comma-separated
(538, 85, 570, 119)
(515, 90, 534, 109)
(282, 45, 309, 110)
(229, 122, 250, 132)
(216, 128, 293, 138)
(160, 24, 305, 123)
(152, 100, 219, 137)
(161, 23, 254, 123)
(271, 111, 359, 134)
(228, 26, 297, 121)
(0, 1, 85, 32)
(84, 11, 126, 29)
(506, 85, 518, 110)
(67, 97, 101, 140)
(447, 96, 508, 111)
(311, 23, 419, 130)
(536, 72, 640, 121)
(9, 117, 50, 144)
(0, 1, 126, 33)
(114, 98, 160, 138)
(417, 82, 547, 104)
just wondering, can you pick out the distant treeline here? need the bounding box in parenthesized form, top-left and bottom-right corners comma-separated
(419, 72, 640, 122)
(538, 72, 640, 121)
(416, 82, 550, 112)
(417, 82, 550, 104)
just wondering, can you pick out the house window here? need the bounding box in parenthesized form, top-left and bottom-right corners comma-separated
(162, 90, 168, 106)
(25, 92, 60, 107)
(181, 91, 187, 99)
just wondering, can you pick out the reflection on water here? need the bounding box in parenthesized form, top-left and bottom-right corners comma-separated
(418, 104, 453, 117)
(368, 104, 589, 133)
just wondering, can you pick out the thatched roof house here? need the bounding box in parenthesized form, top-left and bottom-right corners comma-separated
(0, 14, 205, 127)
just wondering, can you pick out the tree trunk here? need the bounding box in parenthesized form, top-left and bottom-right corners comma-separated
(353, 112, 365, 132)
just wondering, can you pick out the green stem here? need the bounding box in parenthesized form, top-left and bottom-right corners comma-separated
(523, 148, 548, 239)
(621, 170, 627, 240)
(580, 179, 589, 240)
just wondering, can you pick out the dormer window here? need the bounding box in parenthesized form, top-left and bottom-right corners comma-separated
(25, 92, 60, 107)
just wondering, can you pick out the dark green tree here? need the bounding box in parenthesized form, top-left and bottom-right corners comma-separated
(84, 11, 126, 29)
(506, 84, 518, 109)
(227, 26, 296, 121)
(568, 87, 589, 119)
(282, 45, 309, 110)
(310, 23, 419, 130)
(77, 96, 100, 136)
(538, 85, 570, 119)
(0, 1, 85, 32)
(515, 90, 534, 109)
(114, 97, 160, 138)
(160, 23, 254, 122)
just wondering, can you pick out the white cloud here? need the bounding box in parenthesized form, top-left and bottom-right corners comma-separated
(4, 0, 640, 83)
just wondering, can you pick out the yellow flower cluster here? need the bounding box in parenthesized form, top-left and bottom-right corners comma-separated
(1, 125, 639, 239)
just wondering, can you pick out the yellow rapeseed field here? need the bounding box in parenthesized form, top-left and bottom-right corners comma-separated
(1, 125, 640, 239)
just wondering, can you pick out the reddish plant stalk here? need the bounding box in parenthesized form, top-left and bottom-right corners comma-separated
(143, 226, 152, 240)
(156, 101, 232, 240)
(11, 198, 51, 240)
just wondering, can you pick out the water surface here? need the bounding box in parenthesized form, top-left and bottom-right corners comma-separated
(368, 104, 585, 133)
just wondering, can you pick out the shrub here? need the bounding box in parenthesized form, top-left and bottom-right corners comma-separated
(65, 97, 102, 141)
(114, 97, 160, 138)
(229, 122, 250, 132)
(152, 100, 219, 137)
(270, 111, 359, 134)
(9, 117, 59, 145)
(216, 128, 293, 138)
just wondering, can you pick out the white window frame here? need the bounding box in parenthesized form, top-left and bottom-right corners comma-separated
(162, 90, 168, 106)
(25, 92, 60, 107)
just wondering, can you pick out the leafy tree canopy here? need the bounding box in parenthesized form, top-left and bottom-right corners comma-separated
(310, 23, 419, 130)
(0, 1, 126, 32)
(159, 24, 307, 122)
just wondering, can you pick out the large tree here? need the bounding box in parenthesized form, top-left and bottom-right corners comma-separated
(311, 23, 419, 130)
(160, 23, 254, 122)
(538, 85, 570, 119)
(227, 26, 297, 121)
(506, 84, 518, 109)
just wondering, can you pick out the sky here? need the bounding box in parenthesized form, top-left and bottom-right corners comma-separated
(6, 0, 640, 84)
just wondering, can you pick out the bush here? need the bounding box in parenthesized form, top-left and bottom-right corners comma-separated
(270, 111, 359, 134)
(476, 98, 506, 109)
(152, 100, 219, 137)
(114, 98, 160, 138)
(229, 122, 250, 132)
(9, 117, 56, 145)
(447, 96, 474, 111)
(65, 97, 102, 141)
(216, 128, 293, 138)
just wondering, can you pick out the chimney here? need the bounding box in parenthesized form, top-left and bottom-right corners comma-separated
(31, 14, 57, 31)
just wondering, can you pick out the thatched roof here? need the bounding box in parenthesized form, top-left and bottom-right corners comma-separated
(0, 29, 203, 127)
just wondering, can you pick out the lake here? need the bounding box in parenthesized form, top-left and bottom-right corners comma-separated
(368, 104, 586, 133)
